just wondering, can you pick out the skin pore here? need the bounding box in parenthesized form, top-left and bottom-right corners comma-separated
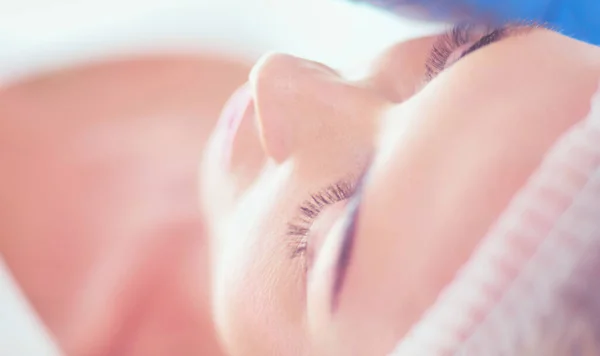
(0, 54, 249, 355)
(200, 28, 600, 356)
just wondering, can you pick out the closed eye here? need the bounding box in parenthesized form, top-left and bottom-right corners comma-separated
(425, 24, 508, 81)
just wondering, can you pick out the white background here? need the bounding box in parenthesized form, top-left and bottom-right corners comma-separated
(0, 0, 444, 82)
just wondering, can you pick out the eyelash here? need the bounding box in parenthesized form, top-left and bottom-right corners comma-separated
(425, 24, 505, 81)
(287, 180, 355, 259)
(285, 25, 506, 262)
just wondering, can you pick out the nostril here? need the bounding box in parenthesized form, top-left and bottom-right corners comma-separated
(228, 96, 267, 193)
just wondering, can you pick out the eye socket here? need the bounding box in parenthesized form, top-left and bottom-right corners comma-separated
(287, 166, 371, 273)
(287, 180, 356, 266)
(425, 24, 507, 81)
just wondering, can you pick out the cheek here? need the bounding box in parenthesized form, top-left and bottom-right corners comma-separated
(313, 32, 600, 355)
(211, 238, 282, 356)
(209, 206, 309, 356)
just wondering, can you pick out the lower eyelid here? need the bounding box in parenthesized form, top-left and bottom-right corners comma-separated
(456, 24, 540, 64)
(331, 189, 364, 312)
(444, 41, 479, 69)
(328, 167, 371, 309)
(305, 202, 351, 271)
(444, 29, 506, 70)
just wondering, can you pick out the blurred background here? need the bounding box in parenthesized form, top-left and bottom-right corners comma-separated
(0, 0, 443, 82)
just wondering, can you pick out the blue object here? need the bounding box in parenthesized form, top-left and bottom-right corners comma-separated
(356, 0, 600, 45)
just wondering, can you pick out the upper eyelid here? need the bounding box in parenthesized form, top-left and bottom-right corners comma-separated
(288, 162, 372, 264)
(425, 25, 506, 81)
(287, 180, 356, 259)
(427, 23, 541, 81)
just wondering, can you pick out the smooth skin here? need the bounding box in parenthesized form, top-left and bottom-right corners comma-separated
(201, 29, 600, 356)
(0, 54, 249, 356)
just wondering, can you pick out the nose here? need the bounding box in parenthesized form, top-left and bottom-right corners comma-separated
(249, 52, 388, 164)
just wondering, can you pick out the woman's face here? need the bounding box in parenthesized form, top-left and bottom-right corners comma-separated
(201, 28, 600, 356)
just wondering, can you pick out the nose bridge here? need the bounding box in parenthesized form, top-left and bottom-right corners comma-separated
(250, 52, 337, 88)
(250, 52, 384, 163)
(249, 52, 341, 162)
(250, 52, 342, 117)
